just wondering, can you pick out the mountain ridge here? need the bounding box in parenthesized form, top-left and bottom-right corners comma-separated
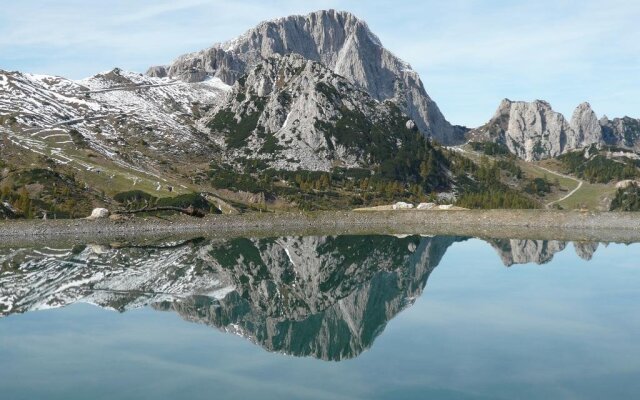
(147, 9, 464, 144)
(468, 98, 640, 161)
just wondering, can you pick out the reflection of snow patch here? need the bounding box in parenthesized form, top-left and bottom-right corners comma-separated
(207, 286, 235, 300)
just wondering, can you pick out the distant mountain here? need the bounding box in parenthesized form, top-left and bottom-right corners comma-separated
(468, 99, 640, 161)
(147, 9, 464, 144)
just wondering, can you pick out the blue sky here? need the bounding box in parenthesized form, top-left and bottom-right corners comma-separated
(0, 0, 638, 127)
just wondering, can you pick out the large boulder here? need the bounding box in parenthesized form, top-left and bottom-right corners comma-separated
(87, 208, 110, 219)
(416, 202, 436, 210)
(392, 202, 414, 210)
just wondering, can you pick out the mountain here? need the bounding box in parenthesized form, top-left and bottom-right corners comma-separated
(487, 238, 567, 266)
(205, 54, 442, 172)
(486, 238, 603, 265)
(0, 236, 604, 359)
(147, 9, 464, 144)
(1, 10, 468, 215)
(0, 68, 228, 185)
(0, 235, 459, 360)
(468, 99, 640, 161)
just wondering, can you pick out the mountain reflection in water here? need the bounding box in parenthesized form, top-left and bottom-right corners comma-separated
(0, 235, 611, 360)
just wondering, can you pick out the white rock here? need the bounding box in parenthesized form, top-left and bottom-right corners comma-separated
(416, 202, 436, 210)
(616, 180, 640, 189)
(437, 204, 453, 210)
(392, 202, 414, 210)
(87, 208, 110, 219)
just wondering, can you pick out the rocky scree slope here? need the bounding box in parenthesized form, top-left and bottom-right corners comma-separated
(0, 68, 229, 177)
(469, 99, 640, 161)
(147, 9, 464, 144)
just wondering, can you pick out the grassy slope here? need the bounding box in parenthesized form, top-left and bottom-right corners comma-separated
(460, 144, 616, 210)
(537, 159, 617, 210)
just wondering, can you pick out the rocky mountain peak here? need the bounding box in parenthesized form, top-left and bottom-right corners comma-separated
(470, 99, 605, 161)
(570, 101, 602, 147)
(147, 9, 461, 144)
(471, 98, 640, 159)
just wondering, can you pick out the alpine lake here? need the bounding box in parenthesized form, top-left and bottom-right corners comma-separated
(1, 232, 639, 399)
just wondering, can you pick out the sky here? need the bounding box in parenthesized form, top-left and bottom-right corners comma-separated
(0, 0, 638, 127)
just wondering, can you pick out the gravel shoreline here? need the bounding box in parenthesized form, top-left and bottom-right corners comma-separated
(1, 210, 640, 245)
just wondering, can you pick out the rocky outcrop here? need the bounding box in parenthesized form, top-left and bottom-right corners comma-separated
(87, 208, 110, 219)
(470, 99, 640, 160)
(148, 9, 462, 144)
(570, 102, 602, 148)
(469, 100, 598, 161)
(600, 116, 640, 149)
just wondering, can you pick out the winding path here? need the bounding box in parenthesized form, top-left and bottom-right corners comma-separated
(536, 165, 584, 208)
(449, 145, 584, 208)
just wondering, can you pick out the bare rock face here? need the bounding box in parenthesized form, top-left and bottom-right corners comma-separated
(475, 99, 576, 161)
(205, 54, 439, 172)
(600, 116, 640, 149)
(570, 102, 602, 148)
(470, 99, 640, 160)
(148, 10, 461, 144)
(145, 65, 168, 78)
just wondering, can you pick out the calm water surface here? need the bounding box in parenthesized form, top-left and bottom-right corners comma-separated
(1, 235, 639, 399)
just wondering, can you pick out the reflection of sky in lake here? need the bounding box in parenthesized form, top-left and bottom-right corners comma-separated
(1, 238, 639, 399)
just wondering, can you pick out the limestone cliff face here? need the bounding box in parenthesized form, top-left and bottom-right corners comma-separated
(469, 99, 640, 160)
(205, 54, 438, 172)
(147, 10, 461, 144)
(600, 116, 640, 149)
(469, 100, 600, 161)
(570, 102, 602, 148)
